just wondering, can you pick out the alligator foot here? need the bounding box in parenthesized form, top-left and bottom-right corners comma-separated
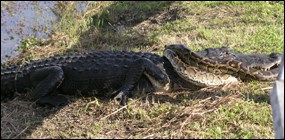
(113, 58, 170, 106)
(37, 95, 70, 107)
(29, 66, 65, 104)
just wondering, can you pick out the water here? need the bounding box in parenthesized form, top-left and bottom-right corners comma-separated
(1, 1, 57, 63)
(1, 1, 88, 63)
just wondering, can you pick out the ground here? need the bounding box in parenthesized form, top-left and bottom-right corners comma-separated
(1, 1, 284, 139)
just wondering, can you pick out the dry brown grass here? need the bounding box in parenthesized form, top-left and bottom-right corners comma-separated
(1, 84, 244, 139)
(1, 82, 274, 139)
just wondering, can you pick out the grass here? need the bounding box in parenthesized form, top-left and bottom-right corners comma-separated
(1, 1, 284, 139)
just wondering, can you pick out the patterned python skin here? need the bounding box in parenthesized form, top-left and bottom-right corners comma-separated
(163, 44, 281, 87)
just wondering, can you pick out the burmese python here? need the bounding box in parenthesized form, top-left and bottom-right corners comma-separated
(163, 44, 281, 87)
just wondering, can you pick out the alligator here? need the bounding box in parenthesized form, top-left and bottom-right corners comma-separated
(1, 44, 281, 106)
(195, 46, 282, 71)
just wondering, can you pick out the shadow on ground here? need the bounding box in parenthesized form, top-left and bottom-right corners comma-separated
(72, 1, 180, 51)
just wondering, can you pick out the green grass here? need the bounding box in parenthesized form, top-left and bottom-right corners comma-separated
(153, 1, 284, 53)
(1, 1, 284, 139)
(193, 101, 273, 138)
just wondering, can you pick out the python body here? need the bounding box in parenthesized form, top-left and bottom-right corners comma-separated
(163, 44, 281, 87)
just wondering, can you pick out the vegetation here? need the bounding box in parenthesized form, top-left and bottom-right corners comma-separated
(1, 1, 283, 139)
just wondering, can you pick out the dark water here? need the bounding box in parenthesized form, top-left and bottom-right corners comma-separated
(1, 1, 88, 63)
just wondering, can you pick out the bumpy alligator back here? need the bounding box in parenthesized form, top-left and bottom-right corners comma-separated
(1, 53, 81, 100)
(1, 51, 167, 101)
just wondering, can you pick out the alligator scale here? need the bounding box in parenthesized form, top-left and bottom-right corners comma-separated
(1, 45, 281, 106)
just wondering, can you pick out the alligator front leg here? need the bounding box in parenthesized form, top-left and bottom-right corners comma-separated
(114, 58, 170, 106)
(29, 66, 69, 106)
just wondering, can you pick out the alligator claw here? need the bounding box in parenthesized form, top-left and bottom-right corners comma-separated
(114, 92, 128, 106)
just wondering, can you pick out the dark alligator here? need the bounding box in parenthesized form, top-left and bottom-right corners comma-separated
(1, 49, 193, 106)
(1, 45, 282, 106)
